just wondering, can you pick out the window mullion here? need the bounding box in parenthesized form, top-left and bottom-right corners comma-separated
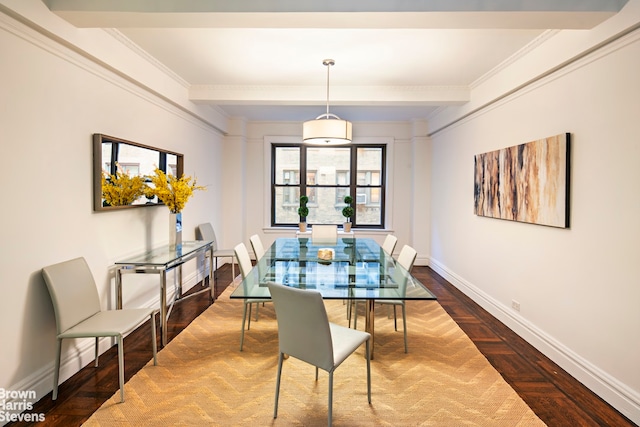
(299, 146, 307, 222)
(350, 145, 358, 226)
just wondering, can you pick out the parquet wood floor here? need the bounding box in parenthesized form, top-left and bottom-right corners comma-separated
(8, 265, 635, 426)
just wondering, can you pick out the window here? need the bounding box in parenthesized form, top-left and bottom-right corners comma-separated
(272, 144, 385, 228)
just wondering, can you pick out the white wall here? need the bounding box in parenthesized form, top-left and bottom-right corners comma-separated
(0, 6, 225, 406)
(428, 28, 640, 423)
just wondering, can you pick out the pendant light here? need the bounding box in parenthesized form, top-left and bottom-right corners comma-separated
(303, 59, 352, 145)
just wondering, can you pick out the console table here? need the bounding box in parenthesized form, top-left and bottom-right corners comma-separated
(115, 241, 214, 346)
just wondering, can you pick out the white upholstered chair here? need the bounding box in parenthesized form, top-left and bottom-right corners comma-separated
(311, 224, 338, 245)
(249, 234, 266, 260)
(196, 223, 236, 281)
(42, 257, 157, 403)
(234, 242, 271, 351)
(352, 244, 417, 353)
(376, 245, 417, 352)
(381, 234, 398, 256)
(267, 282, 371, 426)
(395, 244, 418, 272)
(347, 234, 398, 326)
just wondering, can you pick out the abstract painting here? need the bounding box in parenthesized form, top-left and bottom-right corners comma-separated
(474, 133, 570, 228)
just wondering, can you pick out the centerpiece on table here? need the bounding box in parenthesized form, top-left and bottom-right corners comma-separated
(317, 247, 335, 262)
(147, 168, 205, 248)
(101, 165, 147, 207)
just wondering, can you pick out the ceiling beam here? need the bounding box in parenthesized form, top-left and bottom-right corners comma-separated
(189, 84, 469, 106)
(44, 0, 628, 29)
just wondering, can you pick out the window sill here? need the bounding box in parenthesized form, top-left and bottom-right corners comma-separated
(263, 227, 394, 234)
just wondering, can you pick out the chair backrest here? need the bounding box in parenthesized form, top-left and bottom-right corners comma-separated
(267, 282, 334, 372)
(311, 224, 338, 244)
(234, 242, 254, 279)
(396, 245, 418, 272)
(196, 223, 218, 251)
(381, 234, 398, 255)
(249, 234, 265, 260)
(42, 257, 102, 335)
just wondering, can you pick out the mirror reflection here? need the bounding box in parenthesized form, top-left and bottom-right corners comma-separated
(93, 134, 183, 211)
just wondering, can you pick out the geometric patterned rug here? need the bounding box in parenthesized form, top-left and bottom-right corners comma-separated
(84, 281, 546, 426)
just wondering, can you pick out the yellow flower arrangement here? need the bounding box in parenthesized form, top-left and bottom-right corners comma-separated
(101, 168, 147, 206)
(147, 168, 205, 213)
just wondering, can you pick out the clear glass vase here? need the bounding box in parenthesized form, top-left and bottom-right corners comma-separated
(169, 212, 183, 248)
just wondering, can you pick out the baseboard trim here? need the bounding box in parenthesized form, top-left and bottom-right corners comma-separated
(428, 257, 640, 424)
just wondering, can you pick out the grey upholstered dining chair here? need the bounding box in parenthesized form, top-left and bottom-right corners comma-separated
(381, 234, 398, 256)
(234, 242, 271, 351)
(42, 257, 157, 403)
(311, 224, 338, 244)
(351, 244, 417, 353)
(375, 244, 417, 352)
(196, 223, 236, 280)
(267, 282, 371, 427)
(347, 234, 398, 326)
(249, 234, 266, 260)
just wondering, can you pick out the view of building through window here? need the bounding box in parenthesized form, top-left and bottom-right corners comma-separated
(272, 144, 385, 227)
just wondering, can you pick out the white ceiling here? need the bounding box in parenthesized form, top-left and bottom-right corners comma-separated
(44, 0, 629, 122)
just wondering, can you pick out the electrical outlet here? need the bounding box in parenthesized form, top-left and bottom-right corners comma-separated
(512, 300, 521, 312)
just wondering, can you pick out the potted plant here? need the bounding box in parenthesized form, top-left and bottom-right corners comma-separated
(298, 195, 309, 232)
(342, 195, 354, 232)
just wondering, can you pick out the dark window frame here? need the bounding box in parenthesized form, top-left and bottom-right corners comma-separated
(271, 143, 386, 228)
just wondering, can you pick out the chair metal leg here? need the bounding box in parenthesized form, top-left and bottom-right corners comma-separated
(240, 303, 249, 351)
(274, 352, 284, 418)
(52, 339, 62, 400)
(94, 337, 99, 367)
(151, 312, 158, 365)
(402, 303, 408, 353)
(328, 371, 334, 427)
(213, 257, 218, 286)
(117, 335, 125, 403)
(393, 305, 398, 331)
(366, 339, 371, 403)
(353, 301, 359, 329)
(348, 300, 361, 329)
(254, 302, 260, 321)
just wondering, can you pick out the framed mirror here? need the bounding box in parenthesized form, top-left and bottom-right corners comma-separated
(93, 133, 184, 211)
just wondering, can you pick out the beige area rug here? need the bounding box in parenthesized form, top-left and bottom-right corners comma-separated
(84, 282, 546, 426)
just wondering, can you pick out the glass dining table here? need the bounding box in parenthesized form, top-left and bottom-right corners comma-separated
(230, 237, 436, 358)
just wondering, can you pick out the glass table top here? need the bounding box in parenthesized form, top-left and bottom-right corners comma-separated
(115, 240, 213, 268)
(231, 238, 436, 301)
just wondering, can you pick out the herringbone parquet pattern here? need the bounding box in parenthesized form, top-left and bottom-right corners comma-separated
(84, 282, 545, 426)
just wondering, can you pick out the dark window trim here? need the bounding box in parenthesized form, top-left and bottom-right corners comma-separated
(271, 143, 386, 229)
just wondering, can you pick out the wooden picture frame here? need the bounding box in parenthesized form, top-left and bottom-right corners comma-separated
(474, 133, 570, 228)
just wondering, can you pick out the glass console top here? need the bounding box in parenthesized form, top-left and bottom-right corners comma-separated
(115, 240, 213, 267)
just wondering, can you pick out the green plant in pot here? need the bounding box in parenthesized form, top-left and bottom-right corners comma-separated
(298, 195, 309, 232)
(342, 195, 354, 232)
